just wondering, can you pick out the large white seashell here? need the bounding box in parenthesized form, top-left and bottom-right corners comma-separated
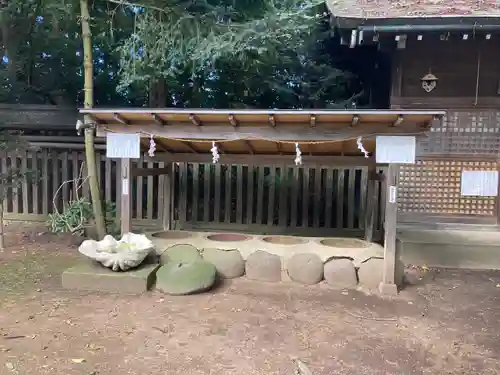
(78, 233, 154, 271)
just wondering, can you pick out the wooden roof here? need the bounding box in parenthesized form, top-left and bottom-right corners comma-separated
(326, 0, 500, 19)
(81, 108, 445, 158)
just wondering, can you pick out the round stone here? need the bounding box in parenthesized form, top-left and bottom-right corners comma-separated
(286, 253, 324, 285)
(156, 260, 217, 295)
(357, 257, 405, 290)
(324, 258, 357, 288)
(245, 250, 282, 282)
(160, 244, 202, 264)
(202, 248, 245, 279)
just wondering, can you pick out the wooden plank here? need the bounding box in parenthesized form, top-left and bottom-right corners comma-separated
(10, 155, 19, 214)
(136, 159, 143, 219)
(313, 167, 322, 228)
(21, 152, 29, 214)
(301, 167, 310, 227)
(278, 165, 288, 227)
(179, 162, 188, 224)
(360, 166, 368, 228)
(161, 163, 172, 230)
(41, 149, 49, 215)
(120, 158, 132, 235)
(290, 167, 299, 227)
(71, 151, 79, 200)
(147, 161, 154, 220)
(192, 163, 199, 222)
(380, 163, 400, 295)
(325, 169, 334, 228)
(51, 150, 60, 212)
(267, 165, 276, 225)
(224, 164, 232, 223)
(0, 156, 7, 212)
(336, 168, 345, 228)
(246, 165, 254, 224)
(347, 168, 356, 229)
(31, 152, 39, 214)
(105, 157, 112, 202)
(364, 165, 377, 242)
(61, 151, 69, 207)
(214, 164, 221, 222)
(158, 162, 165, 222)
(256, 166, 265, 224)
(236, 165, 243, 224)
(203, 164, 211, 223)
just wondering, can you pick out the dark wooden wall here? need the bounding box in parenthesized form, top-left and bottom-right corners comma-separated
(391, 36, 500, 109)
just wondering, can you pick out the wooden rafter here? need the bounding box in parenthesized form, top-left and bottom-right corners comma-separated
(392, 115, 404, 127)
(228, 115, 238, 127)
(113, 113, 129, 125)
(189, 114, 202, 126)
(351, 115, 360, 127)
(152, 113, 166, 125)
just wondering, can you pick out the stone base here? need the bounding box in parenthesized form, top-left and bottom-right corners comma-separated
(62, 261, 160, 294)
(378, 282, 398, 296)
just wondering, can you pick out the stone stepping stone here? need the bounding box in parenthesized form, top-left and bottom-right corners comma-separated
(287, 253, 323, 285)
(156, 260, 216, 295)
(202, 248, 245, 279)
(245, 250, 281, 282)
(160, 244, 202, 264)
(324, 258, 357, 288)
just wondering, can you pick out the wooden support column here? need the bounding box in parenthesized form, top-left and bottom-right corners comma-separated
(364, 160, 377, 242)
(161, 163, 173, 231)
(120, 158, 132, 235)
(379, 163, 399, 296)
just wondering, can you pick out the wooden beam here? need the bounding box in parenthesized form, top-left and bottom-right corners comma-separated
(96, 123, 428, 142)
(268, 115, 276, 127)
(120, 158, 132, 235)
(152, 113, 166, 125)
(189, 114, 201, 126)
(379, 163, 400, 296)
(350, 115, 360, 127)
(147, 152, 373, 167)
(162, 163, 173, 230)
(228, 115, 238, 127)
(132, 167, 172, 177)
(392, 115, 404, 127)
(113, 113, 129, 125)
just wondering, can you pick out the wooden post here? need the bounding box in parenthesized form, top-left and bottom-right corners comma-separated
(364, 160, 377, 242)
(379, 163, 399, 296)
(161, 163, 173, 231)
(120, 158, 132, 235)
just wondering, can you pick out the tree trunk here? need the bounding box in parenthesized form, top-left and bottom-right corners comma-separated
(80, 0, 106, 240)
(0, 199, 4, 250)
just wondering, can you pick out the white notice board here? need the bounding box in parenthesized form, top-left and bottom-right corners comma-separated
(106, 133, 141, 159)
(375, 136, 416, 164)
(460, 170, 499, 197)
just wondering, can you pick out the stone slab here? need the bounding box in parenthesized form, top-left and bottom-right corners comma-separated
(62, 261, 160, 294)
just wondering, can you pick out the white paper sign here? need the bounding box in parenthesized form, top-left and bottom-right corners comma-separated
(122, 178, 129, 196)
(106, 133, 140, 159)
(460, 170, 499, 197)
(376, 136, 416, 164)
(388, 186, 397, 203)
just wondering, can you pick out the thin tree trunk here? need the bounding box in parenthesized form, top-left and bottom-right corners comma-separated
(0, 200, 4, 250)
(80, 0, 106, 240)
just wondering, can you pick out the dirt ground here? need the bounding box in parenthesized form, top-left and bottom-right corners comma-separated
(1, 225, 500, 375)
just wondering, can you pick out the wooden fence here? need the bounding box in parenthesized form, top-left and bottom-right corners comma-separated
(1, 147, 387, 237)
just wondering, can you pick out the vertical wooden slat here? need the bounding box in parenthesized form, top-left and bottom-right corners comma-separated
(179, 162, 188, 224)
(31, 152, 39, 214)
(347, 168, 356, 229)
(158, 162, 165, 222)
(246, 165, 254, 224)
(313, 167, 322, 228)
(61, 151, 69, 207)
(105, 157, 112, 202)
(267, 166, 276, 225)
(11, 155, 19, 213)
(379, 168, 387, 230)
(71, 151, 79, 200)
(278, 165, 288, 227)
(364, 165, 377, 242)
(203, 164, 211, 222)
(42, 149, 49, 215)
(290, 167, 299, 227)
(136, 160, 143, 219)
(301, 167, 310, 227)
(336, 168, 345, 228)
(21, 152, 29, 214)
(214, 164, 221, 222)
(325, 169, 334, 228)
(224, 164, 232, 223)
(360, 167, 368, 228)
(120, 158, 132, 235)
(147, 161, 154, 220)
(256, 166, 265, 224)
(162, 163, 172, 230)
(51, 150, 60, 211)
(192, 163, 199, 222)
(236, 165, 243, 224)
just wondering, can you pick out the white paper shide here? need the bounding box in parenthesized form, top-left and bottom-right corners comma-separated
(78, 233, 154, 271)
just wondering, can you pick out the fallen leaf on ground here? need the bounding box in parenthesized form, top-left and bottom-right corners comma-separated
(71, 358, 86, 364)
